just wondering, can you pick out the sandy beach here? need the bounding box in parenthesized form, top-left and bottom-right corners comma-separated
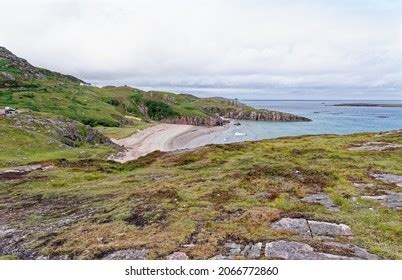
(111, 123, 226, 162)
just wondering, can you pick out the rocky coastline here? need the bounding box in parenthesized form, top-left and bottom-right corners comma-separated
(162, 109, 311, 126)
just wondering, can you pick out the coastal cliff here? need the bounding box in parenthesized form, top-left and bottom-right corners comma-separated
(225, 109, 312, 122)
(203, 106, 311, 123)
(162, 115, 228, 126)
(161, 109, 310, 126)
(137, 92, 311, 126)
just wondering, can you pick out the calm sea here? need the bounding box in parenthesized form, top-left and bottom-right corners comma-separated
(187, 100, 402, 147)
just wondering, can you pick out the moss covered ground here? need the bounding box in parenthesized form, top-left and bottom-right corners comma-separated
(1, 123, 401, 259)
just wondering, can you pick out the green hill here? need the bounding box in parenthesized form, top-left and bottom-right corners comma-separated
(0, 47, 310, 127)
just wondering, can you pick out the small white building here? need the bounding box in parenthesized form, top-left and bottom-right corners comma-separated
(1, 107, 17, 116)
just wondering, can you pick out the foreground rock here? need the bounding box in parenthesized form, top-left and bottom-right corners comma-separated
(271, 218, 353, 238)
(349, 142, 402, 151)
(301, 193, 339, 212)
(211, 242, 263, 260)
(0, 164, 53, 180)
(0, 226, 37, 259)
(271, 218, 311, 237)
(265, 241, 352, 260)
(211, 240, 378, 260)
(264, 240, 379, 260)
(102, 249, 148, 260)
(371, 173, 402, 187)
(353, 182, 377, 190)
(362, 192, 402, 210)
(166, 252, 189, 260)
(309, 221, 352, 237)
(322, 241, 380, 260)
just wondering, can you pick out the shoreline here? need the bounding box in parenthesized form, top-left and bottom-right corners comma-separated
(110, 123, 228, 162)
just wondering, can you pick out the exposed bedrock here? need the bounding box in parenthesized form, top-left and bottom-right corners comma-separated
(161, 115, 228, 127)
(222, 109, 311, 122)
(162, 109, 311, 126)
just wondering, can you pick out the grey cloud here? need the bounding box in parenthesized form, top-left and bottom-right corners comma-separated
(1, 0, 401, 99)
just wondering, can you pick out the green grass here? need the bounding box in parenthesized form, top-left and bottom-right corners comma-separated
(0, 84, 129, 127)
(0, 255, 17, 260)
(96, 121, 154, 139)
(1, 81, 301, 128)
(0, 58, 22, 75)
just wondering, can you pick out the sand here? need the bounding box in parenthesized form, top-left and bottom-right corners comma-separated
(110, 123, 226, 162)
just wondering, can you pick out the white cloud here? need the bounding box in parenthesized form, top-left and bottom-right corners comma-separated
(1, 0, 401, 99)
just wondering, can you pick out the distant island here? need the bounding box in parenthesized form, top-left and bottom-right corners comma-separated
(333, 103, 402, 108)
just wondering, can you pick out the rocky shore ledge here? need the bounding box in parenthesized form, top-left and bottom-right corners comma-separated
(162, 109, 311, 127)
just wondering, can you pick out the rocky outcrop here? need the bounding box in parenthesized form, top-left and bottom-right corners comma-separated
(264, 240, 379, 260)
(102, 249, 148, 260)
(203, 106, 311, 123)
(301, 193, 339, 212)
(0, 46, 46, 80)
(0, 71, 18, 87)
(166, 252, 189, 260)
(0, 46, 87, 85)
(371, 173, 402, 187)
(271, 218, 353, 238)
(162, 108, 310, 126)
(210, 240, 379, 260)
(162, 115, 229, 127)
(362, 192, 402, 209)
(11, 114, 112, 147)
(222, 109, 311, 122)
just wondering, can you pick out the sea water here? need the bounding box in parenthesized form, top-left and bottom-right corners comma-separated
(187, 100, 402, 146)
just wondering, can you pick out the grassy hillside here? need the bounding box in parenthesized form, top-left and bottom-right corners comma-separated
(0, 126, 401, 259)
(0, 47, 310, 127)
(0, 112, 115, 167)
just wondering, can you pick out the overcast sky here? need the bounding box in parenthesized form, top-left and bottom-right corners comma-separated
(1, 0, 402, 99)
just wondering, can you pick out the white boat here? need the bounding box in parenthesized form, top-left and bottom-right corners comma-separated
(235, 132, 246, 136)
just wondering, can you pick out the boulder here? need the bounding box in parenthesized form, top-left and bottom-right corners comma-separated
(271, 218, 353, 238)
(264, 240, 354, 260)
(166, 252, 189, 260)
(362, 192, 402, 209)
(102, 249, 148, 260)
(323, 241, 380, 260)
(271, 218, 311, 237)
(308, 221, 353, 237)
(241, 242, 262, 259)
(371, 173, 402, 187)
(301, 193, 339, 212)
(224, 242, 242, 256)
